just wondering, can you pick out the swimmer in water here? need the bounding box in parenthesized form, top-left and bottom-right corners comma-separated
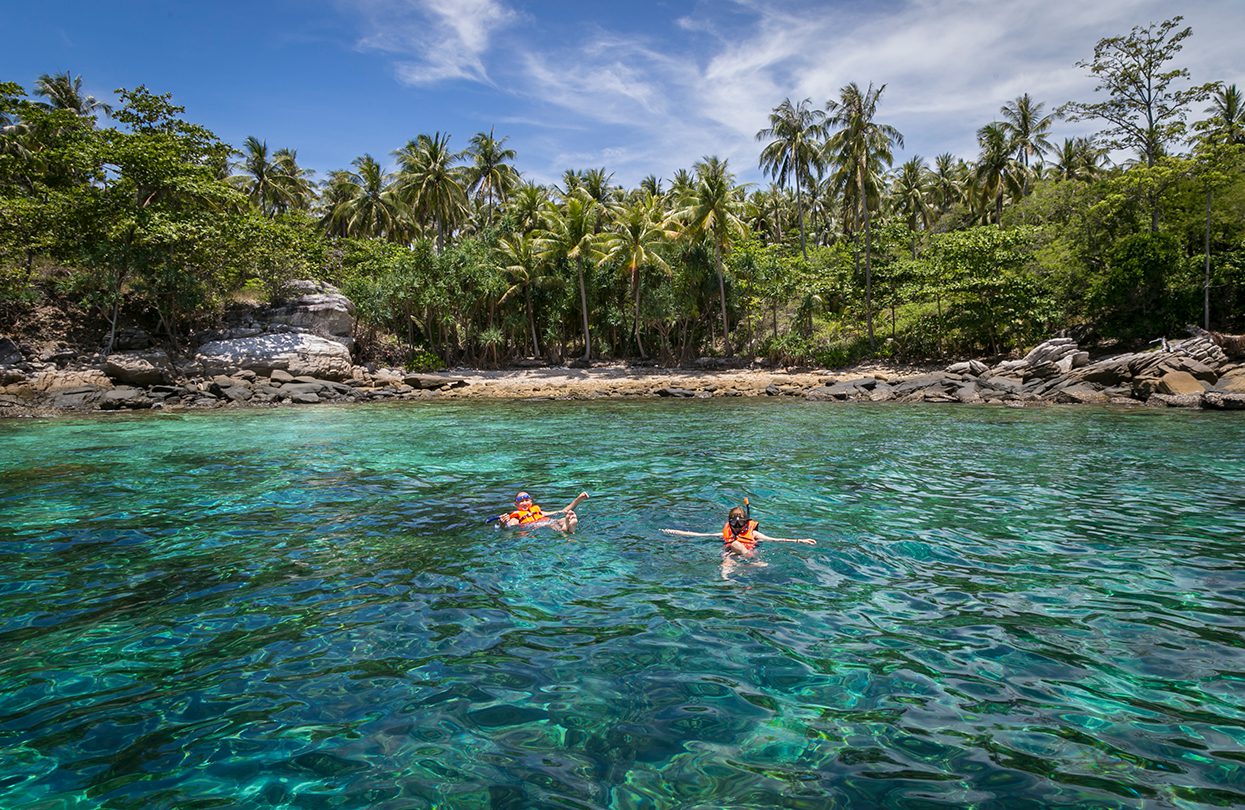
(499, 490, 589, 533)
(662, 504, 815, 577)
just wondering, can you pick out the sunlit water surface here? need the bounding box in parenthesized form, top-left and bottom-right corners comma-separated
(1, 402, 1244, 809)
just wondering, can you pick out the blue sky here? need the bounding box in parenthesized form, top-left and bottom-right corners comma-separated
(4, 0, 1242, 188)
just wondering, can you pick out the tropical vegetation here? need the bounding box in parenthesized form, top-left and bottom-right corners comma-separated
(1, 16, 1242, 368)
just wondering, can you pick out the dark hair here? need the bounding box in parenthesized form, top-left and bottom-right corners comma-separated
(728, 507, 746, 519)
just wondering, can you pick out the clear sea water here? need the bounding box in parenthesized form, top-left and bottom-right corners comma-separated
(1, 401, 1243, 809)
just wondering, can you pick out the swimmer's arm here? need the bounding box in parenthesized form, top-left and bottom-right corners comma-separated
(753, 530, 817, 545)
(660, 529, 720, 538)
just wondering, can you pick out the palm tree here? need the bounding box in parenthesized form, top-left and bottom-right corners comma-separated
(639, 174, 662, 196)
(582, 168, 616, 205)
(1050, 137, 1105, 182)
(34, 72, 111, 118)
(466, 129, 519, 225)
(394, 132, 468, 250)
(667, 168, 695, 204)
(747, 184, 788, 243)
(1000, 94, 1055, 184)
(536, 190, 601, 359)
(756, 97, 826, 258)
(891, 157, 932, 256)
(321, 154, 405, 239)
(824, 82, 902, 351)
(931, 153, 967, 215)
(497, 232, 549, 356)
(675, 156, 748, 356)
(598, 193, 675, 356)
(1203, 84, 1245, 145)
(505, 182, 549, 234)
(231, 136, 283, 215)
(271, 148, 316, 213)
(975, 122, 1024, 224)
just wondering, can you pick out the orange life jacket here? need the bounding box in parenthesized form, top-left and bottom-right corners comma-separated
(508, 504, 545, 525)
(722, 519, 759, 549)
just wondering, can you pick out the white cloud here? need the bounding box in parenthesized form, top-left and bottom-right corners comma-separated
(348, 0, 516, 85)
(341, 0, 1245, 184)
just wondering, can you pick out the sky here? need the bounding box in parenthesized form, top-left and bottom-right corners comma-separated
(3, 0, 1242, 188)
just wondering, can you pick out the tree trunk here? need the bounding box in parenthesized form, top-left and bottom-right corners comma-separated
(863, 209, 875, 352)
(577, 257, 591, 359)
(1205, 185, 1213, 329)
(632, 266, 645, 358)
(796, 173, 807, 259)
(525, 287, 540, 356)
(714, 239, 732, 356)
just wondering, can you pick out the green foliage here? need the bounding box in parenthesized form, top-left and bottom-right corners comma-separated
(1091, 231, 1186, 339)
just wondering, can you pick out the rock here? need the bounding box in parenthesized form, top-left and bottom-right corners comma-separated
(404, 374, 467, 390)
(980, 376, 1024, 394)
(262, 281, 356, 348)
(1055, 355, 1076, 374)
(1053, 384, 1110, 405)
(568, 356, 592, 369)
(1157, 356, 1218, 382)
(656, 387, 696, 398)
(1203, 392, 1245, 410)
(1022, 338, 1077, 366)
(102, 349, 174, 386)
(946, 360, 988, 376)
(99, 386, 152, 410)
(1156, 370, 1206, 396)
(1212, 368, 1245, 393)
(955, 383, 982, 403)
(1146, 393, 1203, 408)
(1109, 396, 1144, 407)
(291, 392, 321, 404)
(281, 381, 327, 397)
(195, 333, 353, 381)
(868, 383, 895, 402)
(0, 337, 23, 366)
(269, 369, 294, 383)
(892, 373, 958, 396)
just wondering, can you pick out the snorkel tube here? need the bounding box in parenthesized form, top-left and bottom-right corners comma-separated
(744, 496, 751, 521)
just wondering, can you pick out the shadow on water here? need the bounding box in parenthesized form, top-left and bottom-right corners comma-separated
(0, 401, 1243, 807)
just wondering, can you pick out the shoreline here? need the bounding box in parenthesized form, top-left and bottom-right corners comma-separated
(2, 351, 1242, 419)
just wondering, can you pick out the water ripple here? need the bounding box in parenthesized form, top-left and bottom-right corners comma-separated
(0, 402, 1243, 807)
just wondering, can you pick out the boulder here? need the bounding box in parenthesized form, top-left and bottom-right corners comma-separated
(98, 386, 152, 410)
(102, 349, 174, 386)
(868, 383, 895, 402)
(1052, 384, 1110, 405)
(195, 333, 353, 381)
(656, 387, 697, 398)
(955, 383, 982, 403)
(404, 374, 467, 390)
(1157, 356, 1217, 382)
(1146, 393, 1203, 408)
(264, 281, 356, 347)
(0, 337, 23, 366)
(1156, 371, 1206, 396)
(946, 360, 988, 377)
(1022, 338, 1077, 366)
(1212, 368, 1245, 393)
(1203, 392, 1245, 410)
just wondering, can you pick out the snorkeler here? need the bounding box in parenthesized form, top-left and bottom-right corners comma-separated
(498, 490, 589, 534)
(662, 502, 815, 576)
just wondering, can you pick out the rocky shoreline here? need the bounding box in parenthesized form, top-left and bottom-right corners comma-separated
(2, 281, 1243, 417)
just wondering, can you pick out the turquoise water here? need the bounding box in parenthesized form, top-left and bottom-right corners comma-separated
(1, 402, 1244, 809)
